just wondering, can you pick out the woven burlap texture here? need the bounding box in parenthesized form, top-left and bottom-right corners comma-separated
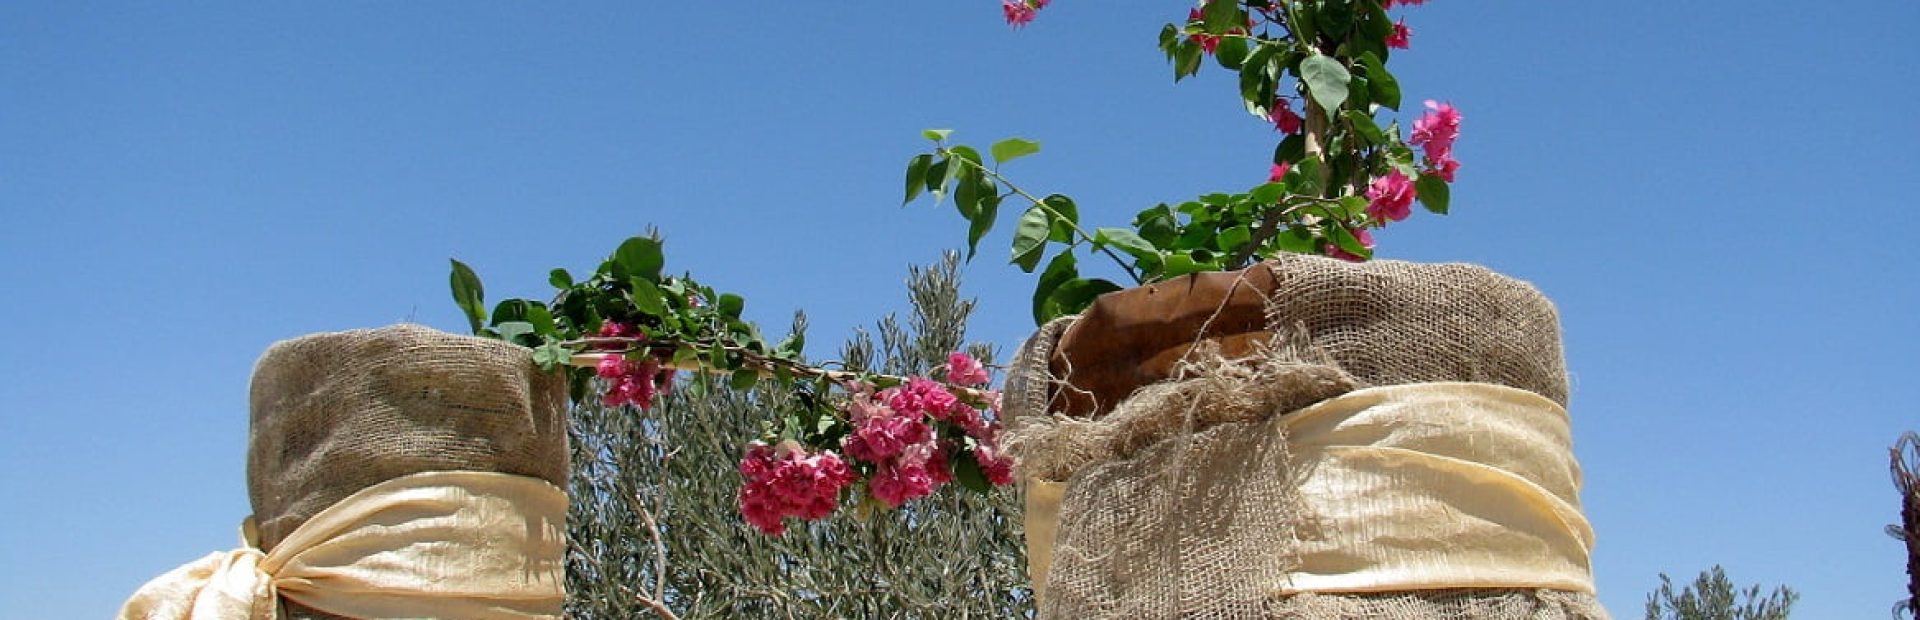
(246, 324, 569, 619)
(1004, 255, 1606, 620)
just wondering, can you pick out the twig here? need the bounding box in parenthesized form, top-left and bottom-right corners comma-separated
(560, 336, 994, 401)
(952, 157, 1144, 285)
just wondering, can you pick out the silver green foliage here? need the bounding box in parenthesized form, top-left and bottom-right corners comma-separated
(1644, 565, 1797, 620)
(565, 252, 1033, 619)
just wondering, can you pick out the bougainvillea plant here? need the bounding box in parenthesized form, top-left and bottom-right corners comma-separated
(450, 0, 1463, 536)
(912, 0, 1461, 324)
(450, 237, 1015, 536)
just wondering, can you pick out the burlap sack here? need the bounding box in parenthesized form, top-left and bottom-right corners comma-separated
(247, 324, 569, 618)
(1043, 254, 1569, 418)
(1007, 255, 1605, 620)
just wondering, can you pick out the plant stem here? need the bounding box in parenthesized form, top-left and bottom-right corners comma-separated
(1226, 197, 1346, 268)
(954, 157, 1144, 285)
(558, 336, 995, 401)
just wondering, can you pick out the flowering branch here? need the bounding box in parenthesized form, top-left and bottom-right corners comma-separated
(452, 235, 1016, 538)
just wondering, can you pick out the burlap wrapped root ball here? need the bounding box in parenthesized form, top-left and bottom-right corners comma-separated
(1006, 254, 1607, 620)
(247, 324, 570, 619)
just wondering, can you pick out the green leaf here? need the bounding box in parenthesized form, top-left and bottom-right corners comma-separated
(614, 237, 665, 283)
(953, 168, 982, 220)
(1162, 253, 1205, 278)
(949, 145, 983, 166)
(1133, 204, 1179, 248)
(1273, 226, 1317, 254)
(1345, 109, 1386, 145)
(730, 369, 759, 391)
(1274, 133, 1306, 165)
(1042, 194, 1079, 243)
(525, 303, 556, 336)
(1214, 36, 1249, 70)
(966, 194, 999, 261)
(628, 278, 666, 317)
(774, 331, 805, 359)
(922, 128, 952, 142)
(717, 293, 744, 319)
(1250, 181, 1288, 204)
(952, 450, 991, 494)
(1320, 0, 1354, 37)
(548, 268, 573, 289)
(531, 342, 569, 371)
(1046, 278, 1124, 321)
(1337, 195, 1371, 220)
(495, 321, 535, 344)
(1201, 0, 1239, 31)
(1326, 222, 1372, 259)
(449, 259, 487, 335)
(924, 158, 949, 195)
(1292, 0, 1318, 42)
(903, 153, 932, 205)
(1095, 227, 1157, 261)
(1032, 252, 1077, 325)
(1358, 51, 1401, 110)
(1158, 23, 1179, 55)
(989, 138, 1041, 166)
(1216, 225, 1252, 253)
(1299, 54, 1352, 115)
(1416, 173, 1451, 214)
(1011, 205, 1050, 272)
(1174, 39, 1204, 81)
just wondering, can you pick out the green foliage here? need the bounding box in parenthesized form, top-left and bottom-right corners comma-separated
(906, 1, 1462, 325)
(564, 254, 1032, 618)
(1644, 566, 1798, 620)
(907, 129, 1371, 324)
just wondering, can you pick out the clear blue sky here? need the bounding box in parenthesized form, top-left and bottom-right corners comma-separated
(3, 2, 1915, 617)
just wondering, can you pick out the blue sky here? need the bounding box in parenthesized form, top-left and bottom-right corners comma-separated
(3, 2, 1916, 617)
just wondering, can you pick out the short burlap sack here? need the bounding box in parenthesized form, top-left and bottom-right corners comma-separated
(247, 324, 569, 619)
(1005, 254, 1607, 620)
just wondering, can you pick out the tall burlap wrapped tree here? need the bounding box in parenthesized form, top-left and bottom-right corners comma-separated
(564, 253, 1033, 619)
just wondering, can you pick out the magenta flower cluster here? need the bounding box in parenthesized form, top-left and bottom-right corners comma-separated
(736, 352, 1016, 535)
(1001, 0, 1050, 27)
(594, 322, 676, 410)
(1410, 100, 1462, 181)
(738, 441, 858, 535)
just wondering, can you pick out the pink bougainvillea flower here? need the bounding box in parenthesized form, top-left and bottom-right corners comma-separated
(594, 321, 641, 349)
(1410, 100, 1461, 161)
(1428, 156, 1460, 182)
(845, 392, 889, 422)
(1387, 0, 1427, 7)
(1366, 171, 1416, 225)
(1325, 227, 1375, 262)
(1002, 0, 1036, 27)
(1386, 18, 1412, 49)
(1270, 99, 1304, 134)
(1269, 162, 1292, 183)
(870, 459, 940, 508)
(597, 355, 666, 410)
(737, 443, 857, 535)
(945, 352, 990, 387)
(843, 413, 933, 464)
(973, 443, 1017, 486)
(881, 377, 959, 420)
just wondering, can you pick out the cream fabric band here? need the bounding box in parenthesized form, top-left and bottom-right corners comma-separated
(118, 471, 567, 620)
(1023, 382, 1594, 597)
